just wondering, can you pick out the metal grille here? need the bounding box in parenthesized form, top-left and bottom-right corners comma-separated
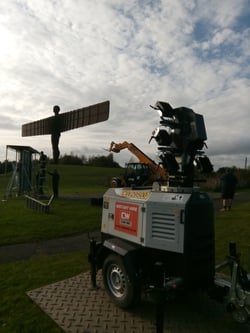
(151, 212, 176, 241)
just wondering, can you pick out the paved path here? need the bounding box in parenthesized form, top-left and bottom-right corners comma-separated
(0, 192, 249, 265)
(0, 230, 100, 264)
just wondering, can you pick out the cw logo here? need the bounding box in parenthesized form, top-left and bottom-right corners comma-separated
(121, 212, 130, 219)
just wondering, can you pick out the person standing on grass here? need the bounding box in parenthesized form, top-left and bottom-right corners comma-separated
(220, 169, 238, 211)
(48, 169, 60, 198)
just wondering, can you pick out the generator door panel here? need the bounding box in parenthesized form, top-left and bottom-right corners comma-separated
(143, 192, 191, 253)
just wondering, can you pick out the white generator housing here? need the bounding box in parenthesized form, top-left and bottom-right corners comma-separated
(101, 187, 212, 254)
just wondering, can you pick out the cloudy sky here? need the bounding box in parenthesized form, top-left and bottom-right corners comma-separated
(0, 0, 249, 170)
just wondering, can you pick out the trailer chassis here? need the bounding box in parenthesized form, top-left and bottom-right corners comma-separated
(214, 242, 250, 324)
(89, 237, 250, 326)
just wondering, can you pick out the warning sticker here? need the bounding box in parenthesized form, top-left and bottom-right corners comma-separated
(115, 202, 139, 236)
(121, 190, 150, 200)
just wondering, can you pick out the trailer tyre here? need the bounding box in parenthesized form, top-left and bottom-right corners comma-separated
(103, 254, 136, 309)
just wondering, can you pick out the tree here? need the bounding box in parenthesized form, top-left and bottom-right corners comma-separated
(59, 154, 84, 165)
(87, 153, 120, 168)
(0, 160, 13, 174)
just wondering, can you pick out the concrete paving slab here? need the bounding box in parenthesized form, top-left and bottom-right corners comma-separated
(27, 271, 249, 333)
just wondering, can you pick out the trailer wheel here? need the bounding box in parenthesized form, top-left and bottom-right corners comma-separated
(102, 254, 136, 308)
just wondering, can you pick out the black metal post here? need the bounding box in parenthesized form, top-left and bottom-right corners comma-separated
(88, 238, 97, 288)
(155, 297, 165, 333)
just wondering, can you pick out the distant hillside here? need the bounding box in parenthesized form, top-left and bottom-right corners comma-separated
(0, 165, 124, 197)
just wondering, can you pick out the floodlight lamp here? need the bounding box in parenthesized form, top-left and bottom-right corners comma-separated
(155, 101, 175, 118)
(149, 128, 160, 143)
(150, 128, 172, 146)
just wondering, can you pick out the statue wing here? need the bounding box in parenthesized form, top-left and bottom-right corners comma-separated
(22, 100, 110, 137)
(60, 100, 110, 132)
(22, 116, 53, 136)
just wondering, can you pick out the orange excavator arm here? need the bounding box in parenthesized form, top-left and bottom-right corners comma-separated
(109, 141, 168, 182)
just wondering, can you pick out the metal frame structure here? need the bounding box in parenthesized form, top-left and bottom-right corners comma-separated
(4, 145, 39, 198)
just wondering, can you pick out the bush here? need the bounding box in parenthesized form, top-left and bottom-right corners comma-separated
(59, 154, 84, 165)
(200, 168, 250, 192)
(0, 160, 14, 174)
(87, 153, 120, 168)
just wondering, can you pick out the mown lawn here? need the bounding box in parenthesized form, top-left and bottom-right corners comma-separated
(215, 200, 250, 266)
(0, 197, 102, 245)
(0, 166, 122, 245)
(0, 251, 87, 333)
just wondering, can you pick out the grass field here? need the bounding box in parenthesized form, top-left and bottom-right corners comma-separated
(0, 165, 249, 332)
(0, 165, 122, 245)
(0, 197, 102, 245)
(0, 251, 87, 333)
(214, 200, 250, 265)
(1, 164, 123, 197)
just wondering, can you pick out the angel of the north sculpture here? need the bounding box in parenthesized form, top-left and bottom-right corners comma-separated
(22, 100, 110, 164)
